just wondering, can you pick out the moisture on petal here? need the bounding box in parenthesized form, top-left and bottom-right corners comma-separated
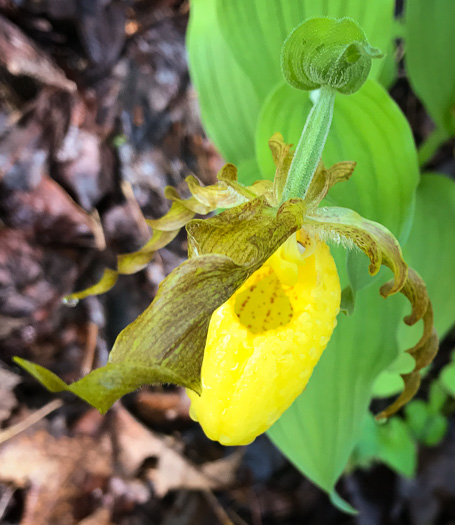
(187, 231, 341, 446)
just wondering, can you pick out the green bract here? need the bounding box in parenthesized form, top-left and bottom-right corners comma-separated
(281, 17, 383, 94)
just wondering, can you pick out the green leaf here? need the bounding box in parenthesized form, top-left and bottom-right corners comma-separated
(377, 39, 399, 90)
(352, 413, 417, 478)
(400, 175, 455, 341)
(404, 401, 432, 440)
(428, 381, 448, 413)
(340, 285, 355, 316)
(405, 0, 455, 135)
(281, 17, 382, 95)
(266, 168, 436, 500)
(405, 400, 448, 447)
(329, 492, 357, 516)
(256, 79, 419, 241)
(186, 0, 261, 164)
(440, 361, 455, 398)
(268, 279, 407, 496)
(376, 417, 417, 478)
(372, 351, 415, 398)
(236, 157, 262, 187)
(350, 413, 381, 468)
(17, 197, 306, 412)
(423, 415, 448, 447)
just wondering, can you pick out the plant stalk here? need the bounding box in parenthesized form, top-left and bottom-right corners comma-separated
(280, 85, 336, 203)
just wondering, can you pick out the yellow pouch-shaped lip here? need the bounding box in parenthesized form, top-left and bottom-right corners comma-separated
(187, 231, 341, 446)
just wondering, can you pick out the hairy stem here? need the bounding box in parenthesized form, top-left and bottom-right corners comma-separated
(280, 85, 336, 204)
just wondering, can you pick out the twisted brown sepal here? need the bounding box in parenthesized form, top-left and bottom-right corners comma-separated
(303, 160, 357, 210)
(375, 269, 438, 419)
(268, 132, 294, 205)
(67, 163, 269, 300)
(303, 206, 438, 417)
(15, 196, 306, 412)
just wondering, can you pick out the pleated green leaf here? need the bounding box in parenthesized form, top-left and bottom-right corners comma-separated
(267, 277, 407, 502)
(405, 0, 455, 135)
(269, 178, 442, 501)
(186, 0, 260, 164)
(306, 205, 438, 418)
(377, 40, 398, 90)
(256, 79, 419, 241)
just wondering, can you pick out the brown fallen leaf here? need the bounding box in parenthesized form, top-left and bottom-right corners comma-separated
(0, 365, 21, 424)
(0, 429, 112, 525)
(0, 228, 91, 341)
(1, 175, 105, 249)
(77, 508, 113, 525)
(147, 447, 243, 498)
(0, 14, 75, 92)
(133, 387, 191, 427)
(100, 181, 151, 254)
(114, 405, 242, 497)
(159, 491, 232, 525)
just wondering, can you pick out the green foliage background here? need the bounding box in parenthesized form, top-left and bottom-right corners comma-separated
(187, 0, 455, 510)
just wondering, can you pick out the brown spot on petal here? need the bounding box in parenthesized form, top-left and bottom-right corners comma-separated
(234, 272, 293, 334)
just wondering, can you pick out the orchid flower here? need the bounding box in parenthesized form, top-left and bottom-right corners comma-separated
(16, 17, 437, 446)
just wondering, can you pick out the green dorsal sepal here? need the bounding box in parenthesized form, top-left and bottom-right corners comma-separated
(281, 17, 383, 95)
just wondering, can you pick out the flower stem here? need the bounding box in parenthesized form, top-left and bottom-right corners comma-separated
(280, 85, 336, 204)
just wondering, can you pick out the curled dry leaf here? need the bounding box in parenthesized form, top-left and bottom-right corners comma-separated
(0, 365, 21, 424)
(0, 429, 112, 525)
(66, 163, 255, 299)
(113, 406, 241, 497)
(0, 14, 75, 92)
(1, 175, 105, 249)
(77, 508, 113, 525)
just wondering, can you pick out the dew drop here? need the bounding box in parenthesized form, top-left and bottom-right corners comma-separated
(63, 296, 79, 308)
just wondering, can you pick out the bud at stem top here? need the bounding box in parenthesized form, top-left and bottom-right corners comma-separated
(281, 17, 383, 95)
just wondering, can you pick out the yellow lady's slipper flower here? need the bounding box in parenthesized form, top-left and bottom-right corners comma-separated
(13, 17, 437, 450)
(187, 230, 340, 445)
